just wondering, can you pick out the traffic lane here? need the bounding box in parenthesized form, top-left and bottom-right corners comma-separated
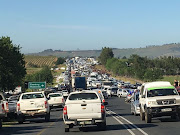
(107, 96, 180, 135)
(0, 108, 63, 135)
(41, 110, 132, 135)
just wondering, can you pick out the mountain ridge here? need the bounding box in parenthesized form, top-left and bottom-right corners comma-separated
(26, 43, 180, 58)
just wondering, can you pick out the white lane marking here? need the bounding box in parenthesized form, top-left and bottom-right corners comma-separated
(108, 110, 148, 135)
(107, 111, 135, 135)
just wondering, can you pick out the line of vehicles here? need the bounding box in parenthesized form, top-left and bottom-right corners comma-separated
(1, 57, 180, 132)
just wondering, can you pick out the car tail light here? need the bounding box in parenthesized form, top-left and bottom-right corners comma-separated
(62, 98, 64, 103)
(6, 102, 9, 112)
(63, 106, 67, 115)
(45, 101, 48, 108)
(102, 99, 105, 103)
(101, 104, 105, 113)
(17, 103, 20, 111)
(2, 104, 5, 112)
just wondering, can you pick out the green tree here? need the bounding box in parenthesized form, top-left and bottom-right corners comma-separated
(55, 57, 65, 65)
(99, 47, 114, 65)
(25, 66, 53, 84)
(0, 36, 26, 91)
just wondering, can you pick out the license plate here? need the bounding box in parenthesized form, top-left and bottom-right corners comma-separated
(161, 108, 172, 112)
(27, 110, 37, 113)
(79, 121, 92, 125)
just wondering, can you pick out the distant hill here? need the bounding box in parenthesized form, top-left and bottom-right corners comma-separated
(27, 43, 180, 58)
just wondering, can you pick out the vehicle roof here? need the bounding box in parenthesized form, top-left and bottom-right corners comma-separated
(69, 90, 98, 94)
(22, 91, 44, 94)
(143, 81, 172, 89)
(48, 92, 63, 95)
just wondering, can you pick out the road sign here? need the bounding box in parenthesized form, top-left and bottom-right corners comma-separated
(28, 82, 46, 89)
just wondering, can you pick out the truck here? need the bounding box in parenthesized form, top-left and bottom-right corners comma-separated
(16, 92, 50, 123)
(0, 92, 8, 128)
(139, 81, 180, 123)
(63, 90, 107, 132)
(72, 76, 87, 90)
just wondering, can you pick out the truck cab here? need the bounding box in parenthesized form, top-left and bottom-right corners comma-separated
(139, 81, 180, 123)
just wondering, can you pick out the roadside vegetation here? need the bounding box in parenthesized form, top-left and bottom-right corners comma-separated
(0, 36, 26, 92)
(99, 47, 180, 84)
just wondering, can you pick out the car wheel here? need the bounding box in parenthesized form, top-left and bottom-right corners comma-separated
(65, 128, 69, 132)
(65, 125, 70, 132)
(0, 119, 2, 128)
(145, 109, 151, 123)
(45, 113, 50, 122)
(98, 122, 106, 131)
(17, 115, 24, 124)
(140, 107, 145, 121)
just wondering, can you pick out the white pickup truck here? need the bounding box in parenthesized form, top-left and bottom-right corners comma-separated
(0, 92, 9, 128)
(139, 81, 180, 123)
(63, 90, 107, 132)
(17, 92, 50, 124)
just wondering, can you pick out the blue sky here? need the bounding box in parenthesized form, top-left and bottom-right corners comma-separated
(0, 0, 180, 54)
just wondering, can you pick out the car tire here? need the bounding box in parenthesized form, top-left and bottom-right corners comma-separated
(0, 119, 2, 129)
(65, 125, 70, 132)
(17, 115, 24, 124)
(65, 128, 69, 132)
(140, 107, 145, 121)
(45, 113, 50, 122)
(145, 108, 151, 123)
(98, 122, 106, 131)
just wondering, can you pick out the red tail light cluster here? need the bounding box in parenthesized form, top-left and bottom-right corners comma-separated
(101, 104, 105, 113)
(6, 102, 9, 112)
(17, 103, 20, 111)
(2, 104, 5, 112)
(63, 106, 67, 115)
(45, 101, 48, 108)
(102, 99, 105, 103)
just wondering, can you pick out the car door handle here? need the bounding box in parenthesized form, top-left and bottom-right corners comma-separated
(81, 104, 87, 106)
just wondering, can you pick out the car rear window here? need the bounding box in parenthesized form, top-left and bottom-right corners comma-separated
(22, 93, 44, 99)
(49, 94, 62, 97)
(69, 93, 98, 100)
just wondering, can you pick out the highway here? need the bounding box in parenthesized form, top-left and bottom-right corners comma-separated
(1, 97, 180, 135)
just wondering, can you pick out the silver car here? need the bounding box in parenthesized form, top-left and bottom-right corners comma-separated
(131, 92, 140, 116)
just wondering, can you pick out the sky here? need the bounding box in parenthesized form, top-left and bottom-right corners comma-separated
(1, 0, 180, 54)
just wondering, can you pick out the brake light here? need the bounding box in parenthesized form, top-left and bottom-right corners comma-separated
(63, 106, 67, 115)
(101, 104, 105, 113)
(17, 103, 20, 111)
(2, 104, 5, 112)
(102, 99, 105, 103)
(6, 102, 9, 112)
(45, 101, 48, 108)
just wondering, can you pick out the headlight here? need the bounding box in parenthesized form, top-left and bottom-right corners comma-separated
(148, 101, 157, 105)
(176, 100, 180, 104)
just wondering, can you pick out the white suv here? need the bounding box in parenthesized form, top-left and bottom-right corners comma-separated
(139, 81, 180, 123)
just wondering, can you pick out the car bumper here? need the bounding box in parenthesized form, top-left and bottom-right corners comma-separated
(147, 105, 180, 117)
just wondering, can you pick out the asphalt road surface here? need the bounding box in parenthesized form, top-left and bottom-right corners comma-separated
(1, 97, 180, 135)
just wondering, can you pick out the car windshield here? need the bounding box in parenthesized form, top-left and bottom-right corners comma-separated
(49, 94, 62, 97)
(69, 93, 98, 100)
(22, 93, 44, 99)
(147, 89, 178, 97)
(112, 88, 118, 91)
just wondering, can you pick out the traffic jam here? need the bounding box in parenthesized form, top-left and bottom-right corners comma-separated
(1, 57, 180, 135)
